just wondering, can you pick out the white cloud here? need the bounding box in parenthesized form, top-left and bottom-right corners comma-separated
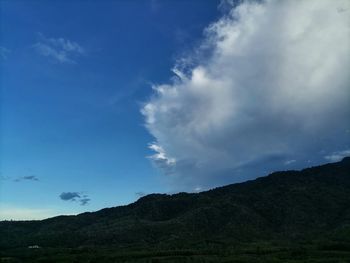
(142, 0, 350, 190)
(324, 150, 350, 162)
(33, 33, 84, 63)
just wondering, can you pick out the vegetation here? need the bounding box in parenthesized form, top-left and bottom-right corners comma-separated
(1, 157, 349, 262)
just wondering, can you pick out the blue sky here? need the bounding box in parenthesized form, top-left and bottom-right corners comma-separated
(1, 0, 349, 220)
(0, 0, 221, 219)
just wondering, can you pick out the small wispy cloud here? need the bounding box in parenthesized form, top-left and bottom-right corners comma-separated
(284, 160, 296, 165)
(0, 46, 11, 59)
(14, 175, 39, 182)
(135, 191, 146, 197)
(33, 33, 84, 64)
(148, 143, 176, 166)
(59, 192, 80, 201)
(80, 197, 91, 206)
(59, 192, 91, 206)
(324, 150, 350, 162)
(194, 186, 202, 192)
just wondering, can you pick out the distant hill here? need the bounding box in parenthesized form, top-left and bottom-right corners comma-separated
(1, 157, 350, 253)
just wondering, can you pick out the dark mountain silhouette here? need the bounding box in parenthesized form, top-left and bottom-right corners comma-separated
(1, 157, 350, 262)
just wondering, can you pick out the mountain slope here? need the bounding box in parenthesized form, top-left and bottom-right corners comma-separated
(1, 157, 349, 250)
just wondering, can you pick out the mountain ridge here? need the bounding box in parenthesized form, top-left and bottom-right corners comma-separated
(1, 157, 349, 251)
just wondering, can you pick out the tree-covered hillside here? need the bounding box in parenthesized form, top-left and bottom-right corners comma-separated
(1, 157, 349, 262)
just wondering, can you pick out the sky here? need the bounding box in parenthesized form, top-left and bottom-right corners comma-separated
(1, 0, 349, 220)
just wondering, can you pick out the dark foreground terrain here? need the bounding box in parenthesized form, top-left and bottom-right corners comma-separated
(1, 158, 350, 262)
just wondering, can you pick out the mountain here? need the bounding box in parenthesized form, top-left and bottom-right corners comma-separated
(1, 157, 350, 262)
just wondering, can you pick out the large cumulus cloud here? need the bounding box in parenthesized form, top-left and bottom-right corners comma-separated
(142, 0, 350, 191)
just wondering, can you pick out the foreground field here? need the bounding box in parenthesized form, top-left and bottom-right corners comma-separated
(2, 241, 350, 263)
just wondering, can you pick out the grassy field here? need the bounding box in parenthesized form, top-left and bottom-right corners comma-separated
(2, 241, 350, 263)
